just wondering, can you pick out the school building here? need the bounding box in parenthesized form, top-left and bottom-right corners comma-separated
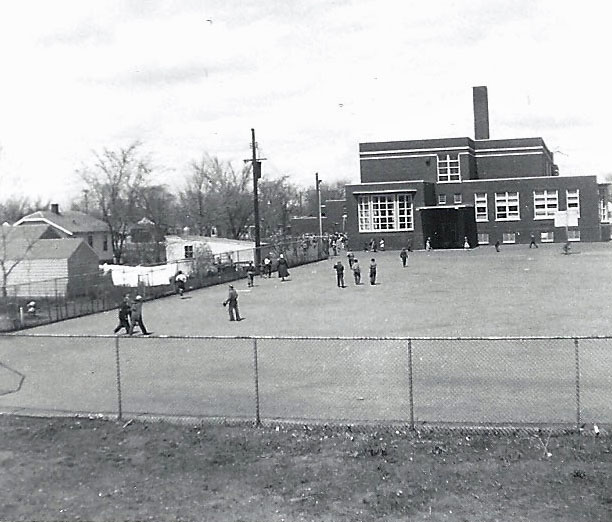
(345, 86, 610, 250)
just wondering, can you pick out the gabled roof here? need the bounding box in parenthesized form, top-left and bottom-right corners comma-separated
(15, 210, 109, 234)
(3, 238, 90, 261)
(0, 224, 61, 242)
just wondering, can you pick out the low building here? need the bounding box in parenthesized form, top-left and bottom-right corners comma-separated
(15, 204, 112, 262)
(3, 237, 99, 297)
(345, 86, 611, 249)
(165, 235, 255, 265)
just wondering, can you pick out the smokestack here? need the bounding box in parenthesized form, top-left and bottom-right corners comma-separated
(473, 86, 490, 140)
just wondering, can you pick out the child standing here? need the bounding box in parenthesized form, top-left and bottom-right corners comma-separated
(369, 258, 377, 285)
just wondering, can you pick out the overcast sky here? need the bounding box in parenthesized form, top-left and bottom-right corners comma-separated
(1, 0, 611, 205)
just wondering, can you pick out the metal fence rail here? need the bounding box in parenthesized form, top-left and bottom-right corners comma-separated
(0, 334, 610, 430)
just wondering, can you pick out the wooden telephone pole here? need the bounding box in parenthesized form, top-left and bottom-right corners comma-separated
(246, 129, 265, 269)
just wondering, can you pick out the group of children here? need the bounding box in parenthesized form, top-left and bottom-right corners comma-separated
(113, 294, 150, 335)
(334, 254, 377, 287)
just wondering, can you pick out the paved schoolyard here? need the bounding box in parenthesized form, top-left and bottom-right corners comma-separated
(1, 243, 612, 427)
(23, 242, 612, 337)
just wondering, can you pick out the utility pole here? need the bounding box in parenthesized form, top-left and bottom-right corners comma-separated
(246, 129, 265, 269)
(316, 172, 323, 238)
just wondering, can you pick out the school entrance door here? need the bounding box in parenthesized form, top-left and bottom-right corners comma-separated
(418, 206, 477, 249)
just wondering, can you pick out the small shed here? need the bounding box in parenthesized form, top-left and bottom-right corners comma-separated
(4, 238, 99, 297)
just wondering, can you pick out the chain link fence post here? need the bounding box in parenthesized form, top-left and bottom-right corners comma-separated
(253, 338, 261, 426)
(115, 335, 123, 421)
(574, 337, 581, 432)
(407, 338, 415, 431)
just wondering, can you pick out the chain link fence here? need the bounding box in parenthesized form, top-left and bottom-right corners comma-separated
(0, 239, 329, 332)
(1, 334, 610, 430)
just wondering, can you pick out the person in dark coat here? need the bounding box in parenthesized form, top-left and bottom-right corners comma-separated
(334, 261, 345, 288)
(246, 262, 256, 287)
(129, 295, 149, 335)
(529, 233, 538, 248)
(277, 254, 290, 281)
(223, 284, 242, 321)
(400, 247, 408, 267)
(347, 250, 355, 268)
(369, 258, 377, 285)
(113, 294, 132, 334)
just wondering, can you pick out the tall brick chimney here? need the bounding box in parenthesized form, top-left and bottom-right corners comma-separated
(473, 86, 490, 140)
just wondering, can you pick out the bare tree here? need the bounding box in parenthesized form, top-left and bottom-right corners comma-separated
(181, 155, 253, 239)
(259, 176, 302, 237)
(79, 143, 151, 264)
(0, 225, 42, 297)
(297, 179, 350, 217)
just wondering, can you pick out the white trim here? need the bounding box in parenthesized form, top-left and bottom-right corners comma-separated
(13, 217, 74, 236)
(475, 146, 545, 153)
(349, 180, 426, 186)
(360, 146, 472, 156)
(353, 188, 418, 195)
(361, 150, 547, 162)
(417, 205, 473, 210)
(360, 153, 437, 162)
(463, 176, 559, 183)
(475, 151, 544, 158)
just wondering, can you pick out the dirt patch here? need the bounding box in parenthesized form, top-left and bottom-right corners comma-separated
(1, 415, 611, 521)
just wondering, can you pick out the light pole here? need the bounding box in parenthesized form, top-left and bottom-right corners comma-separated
(316, 172, 323, 238)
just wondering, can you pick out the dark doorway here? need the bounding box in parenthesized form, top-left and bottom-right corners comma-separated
(420, 207, 477, 249)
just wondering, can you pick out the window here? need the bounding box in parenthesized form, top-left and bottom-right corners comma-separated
(502, 232, 516, 244)
(600, 198, 609, 223)
(566, 189, 580, 217)
(397, 195, 413, 230)
(371, 195, 395, 230)
(437, 154, 460, 182)
(453, 193, 462, 204)
(540, 232, 554, 243)
(533, 190, 558, 219)
(475, 193, 488, 222)
(184, 245, 194, 259)
(478, 233, 489, 244)
(87, 234, 93, 248)
(438, 194, 447, 205)
(567, 229, 581, 242)
(358, 194, 414, 232)
(495, 192, 520, 221)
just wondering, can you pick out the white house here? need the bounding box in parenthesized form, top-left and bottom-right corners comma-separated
(15, 204, 112, 263)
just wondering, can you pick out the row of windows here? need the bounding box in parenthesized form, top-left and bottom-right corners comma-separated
(473, 189, 580, 222)
(478, 230, 581, 244)
(358, 194, 414, 232)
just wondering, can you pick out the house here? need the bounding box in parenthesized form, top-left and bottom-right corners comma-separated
(345, 86, 611, 249)
(15, 204, 112, 262)
(3, 237, 99, 297)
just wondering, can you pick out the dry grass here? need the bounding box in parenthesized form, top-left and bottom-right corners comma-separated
(1, 415, 611, 521)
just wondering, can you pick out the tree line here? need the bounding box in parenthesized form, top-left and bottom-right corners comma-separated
(1, 142, 348, 264)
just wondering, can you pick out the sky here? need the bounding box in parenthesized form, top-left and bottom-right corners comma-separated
(1, 0, 611, 206)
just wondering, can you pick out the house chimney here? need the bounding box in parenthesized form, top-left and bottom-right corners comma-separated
(51, 203, 60, 214)
(473, 86, 490, 140)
